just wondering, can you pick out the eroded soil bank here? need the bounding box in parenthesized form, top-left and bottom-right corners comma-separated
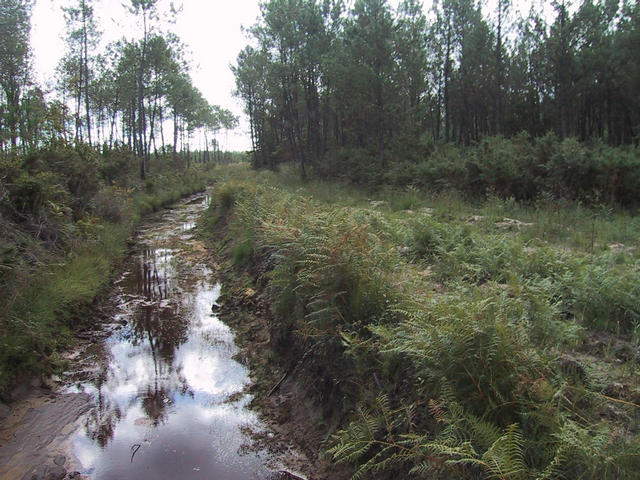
(0, 192, 310, 480)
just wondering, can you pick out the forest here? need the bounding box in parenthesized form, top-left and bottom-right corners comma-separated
(0, 0, 237, 391)
(235, 0, 640, 203)
(1, 0, 238, 164)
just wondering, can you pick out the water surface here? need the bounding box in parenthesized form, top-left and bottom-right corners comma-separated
(69, 193, 278, 479)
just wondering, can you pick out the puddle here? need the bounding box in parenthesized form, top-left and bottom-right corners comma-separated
(67, 192, 280, 479)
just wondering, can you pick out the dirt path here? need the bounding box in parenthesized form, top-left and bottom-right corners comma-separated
(0, 388, 90, 480)
(0, 192, 312, 480)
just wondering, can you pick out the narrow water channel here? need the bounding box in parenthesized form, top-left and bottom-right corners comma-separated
(66, 192, 281, 479)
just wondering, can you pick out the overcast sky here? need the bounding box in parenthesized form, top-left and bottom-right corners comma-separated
(30, 0, 548, 151)
(31, 0, 270, 151)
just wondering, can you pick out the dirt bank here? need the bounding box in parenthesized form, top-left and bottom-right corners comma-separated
(0, 387, 91, 480)
(202, 233, 352, 480)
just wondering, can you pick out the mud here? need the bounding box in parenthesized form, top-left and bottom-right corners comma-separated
(0, 389, 91, 479)
(0, 191, 311, 480)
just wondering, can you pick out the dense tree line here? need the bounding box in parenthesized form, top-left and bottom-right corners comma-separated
(234, 0, 640, 176)
(0, 0, 237, 177)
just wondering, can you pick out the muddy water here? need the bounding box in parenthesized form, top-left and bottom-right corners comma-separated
(66, 193, 279, 479)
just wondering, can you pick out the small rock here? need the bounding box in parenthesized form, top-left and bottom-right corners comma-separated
(466, 215, 485, 223)
(557, 354, 586, 382)
(68, 472, 82, 479)
(275, 469, 308, 480)
(604, 382, 628, 399)
(45, 465, 67, 480)
(418, 267, 432, 277)
(609, 242, 636, 253)
(495, 217, 534, 229)
(0, 401, 10, 421)
(53, 455, 66, 466)
(613, 342, 637, 362)
(29, 465, 67, 480)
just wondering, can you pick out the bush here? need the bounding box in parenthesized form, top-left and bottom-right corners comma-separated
(208, 168, 639, 480)
(317, 147, 383, 185)
(98, 147, 136, 186)
(92, 187, 130, 223)
(28, 143, 101, 217)
(563, 257, 640, 333)
(314, 135, 640, 208)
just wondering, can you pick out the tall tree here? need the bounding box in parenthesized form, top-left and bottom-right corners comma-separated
(494, 0, 510, 135)
(0, 0, 32, 152)
(345, 0, 396, 169)
(395, 0, 429, 139)
(61, 0, 99, 146)
(548, 0, 575, 139)
(129, 0, 159, 178)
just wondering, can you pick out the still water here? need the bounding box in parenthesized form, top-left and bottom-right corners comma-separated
(68, 193, 279, 479)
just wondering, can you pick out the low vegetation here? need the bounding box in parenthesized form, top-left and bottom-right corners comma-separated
(205, 164, 639, 480)
(0, 144, 219, 395)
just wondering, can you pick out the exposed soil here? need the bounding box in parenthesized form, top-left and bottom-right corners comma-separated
(0, 387, 91, 480)
(0, 192, 326, 480)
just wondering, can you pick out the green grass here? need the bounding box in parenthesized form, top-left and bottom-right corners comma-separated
(204, 163, 640, 480)
(0, 162, 219, 393)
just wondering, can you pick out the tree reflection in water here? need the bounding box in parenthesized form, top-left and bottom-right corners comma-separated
(72, 193, 275, 480)
(83, 245, 193, 443)
(84, 374, 120, 448)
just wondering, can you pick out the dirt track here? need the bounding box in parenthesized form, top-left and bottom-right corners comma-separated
(0, 388, 91, 480)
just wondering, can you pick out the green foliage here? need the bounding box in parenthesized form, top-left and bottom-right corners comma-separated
(215, 181, 246, 212)
(207, 166, 640, 480)
(28, 143, 102, 216)
(0, 149, 218, 393)
(562, 257, 640, 333)
(390, 186, 423, 211)
(316, 147, 384, 186)
(231, 237, 254, 267)
(404, 136, 640, 206)
(91, 186, 129, 223)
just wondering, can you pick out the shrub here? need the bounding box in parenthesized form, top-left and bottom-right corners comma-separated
(28, 143, 101, 217)
(92, 187, 130, 223)
(414, 144, 468, 192)
(563, 257, 640, 333)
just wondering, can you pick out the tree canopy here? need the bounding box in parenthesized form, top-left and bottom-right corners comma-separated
(234, 0, 640, 175)
(0, 0, 238, 176)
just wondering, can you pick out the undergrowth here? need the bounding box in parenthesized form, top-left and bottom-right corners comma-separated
(0, 147, 219, 394)
(205, 164, 640, 480)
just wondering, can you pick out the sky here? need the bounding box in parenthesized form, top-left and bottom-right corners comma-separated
(31, 0, 267, 151)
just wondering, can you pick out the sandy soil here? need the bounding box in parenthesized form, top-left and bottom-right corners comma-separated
(0, 387, 91, 480)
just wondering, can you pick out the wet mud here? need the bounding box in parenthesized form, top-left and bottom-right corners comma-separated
(0, 192, 306, 480)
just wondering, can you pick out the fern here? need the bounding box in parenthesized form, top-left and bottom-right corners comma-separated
(215, 173, 640, 480)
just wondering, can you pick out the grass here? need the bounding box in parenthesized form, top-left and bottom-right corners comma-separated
(204, 163, 640, 480)
(0, 162, 219, 394)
